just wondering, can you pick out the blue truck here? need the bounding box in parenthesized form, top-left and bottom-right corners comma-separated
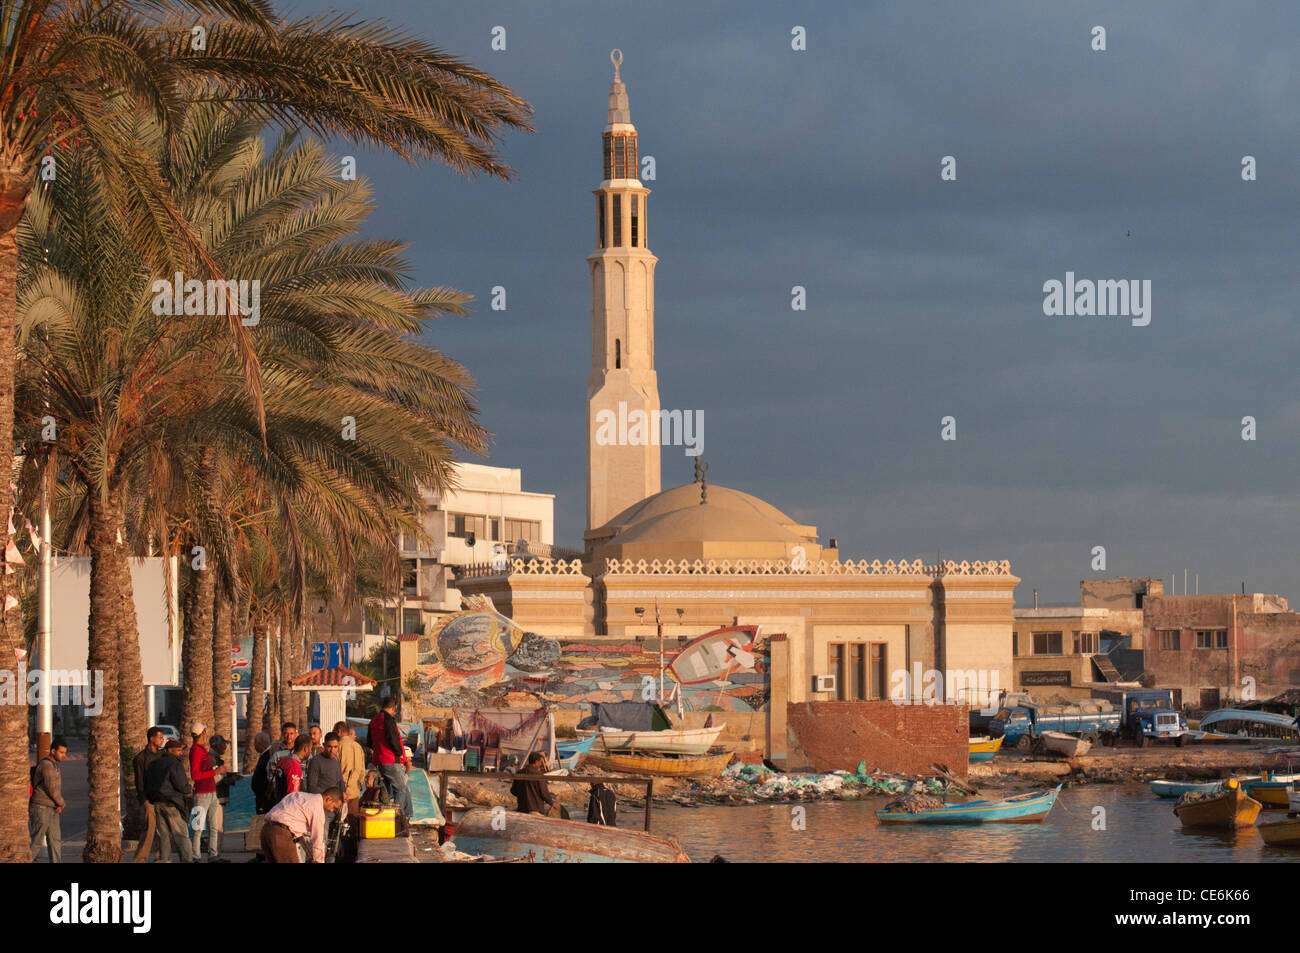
(1088, 687, 1189, 746)
(988, 701, 1122, 751)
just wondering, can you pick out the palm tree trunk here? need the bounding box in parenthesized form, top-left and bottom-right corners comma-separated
(0, 225, 29, 862)
(278, 613, 293, 729)
(243, 618, 267, 773)
(108, 502, 146, 841)
(85, 491, 124, 862)
(296, 625, 309, 728)
(269, 623, 281, 731)
(181, 560, 215, 743)
(212, 589, 233, 742)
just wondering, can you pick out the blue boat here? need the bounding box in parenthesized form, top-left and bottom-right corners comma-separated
(876, 786, 1061, 825)
(1149, 779, 1224, 799)
(555, 733, 599, 772)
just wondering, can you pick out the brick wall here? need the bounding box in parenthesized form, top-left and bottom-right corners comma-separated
(785, 701, 968, 778)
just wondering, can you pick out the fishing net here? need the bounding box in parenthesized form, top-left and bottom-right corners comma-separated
(1175, 790, 1222, 807)
(884, 793, 945, 812)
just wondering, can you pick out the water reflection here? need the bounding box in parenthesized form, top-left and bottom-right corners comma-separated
(619, 783, 1300, 863)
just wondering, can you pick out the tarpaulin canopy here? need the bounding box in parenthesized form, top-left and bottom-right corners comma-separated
(579, 702, 673, 732)
(453, 707, 556, 761)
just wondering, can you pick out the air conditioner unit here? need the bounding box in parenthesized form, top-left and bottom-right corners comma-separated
(813, 674, 837, 693)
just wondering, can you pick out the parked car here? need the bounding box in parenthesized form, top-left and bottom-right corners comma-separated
(157, 725, 179, 742)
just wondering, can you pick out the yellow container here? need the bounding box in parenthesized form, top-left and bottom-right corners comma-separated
(362, 806, 397, 839)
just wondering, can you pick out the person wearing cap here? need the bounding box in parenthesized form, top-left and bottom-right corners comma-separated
(145, 739, 194, 862)
(188, 722, 229, 862)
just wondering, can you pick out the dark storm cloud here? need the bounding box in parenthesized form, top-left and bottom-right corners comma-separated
(294, 0, 1300, 603)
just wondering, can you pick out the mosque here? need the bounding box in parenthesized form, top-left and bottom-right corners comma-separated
(452, 52, 1019, 768)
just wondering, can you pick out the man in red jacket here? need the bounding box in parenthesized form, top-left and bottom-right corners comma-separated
(368, 695, 412, 817)
(189, 723, 229, 861)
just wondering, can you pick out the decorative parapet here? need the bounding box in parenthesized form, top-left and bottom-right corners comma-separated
(599, 557, 1013, 576)
(456, 557, 586, 580)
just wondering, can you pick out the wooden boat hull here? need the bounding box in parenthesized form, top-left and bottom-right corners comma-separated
(968, 736, 1003, 763)
(580, 725, 725, 755)
(1041, 731, 1090, 758)
(584, 751, 733, 778)
(1259, 817, 1300, 848)
(1240, 772, 1300, 808)
(1149, 779, 1222, 799)
(667, 625, 759, 685)
(554, 733, 598, 772)
(1173, 787, 1262, 829)
(876, 786, 1061, 825)
(453, 809, 690, 863)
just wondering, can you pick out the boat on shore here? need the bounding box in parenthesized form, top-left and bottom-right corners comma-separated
(578, 723, 725, 755)
(876, 786, 1061, 825)
(452, 809, 690, 863)
(584, 750, 733, 778)
(1197, 708, 1299, 741)
(553, 733, 599, 773)
(1240, 772, 1300, 809)
(1149, 779, 1223, 799)
(1041, 731, 1090, 758)
(1172, 779, 1261, 829)
(1259, 817, 1300, 848)
(968, 736, 1003, 763)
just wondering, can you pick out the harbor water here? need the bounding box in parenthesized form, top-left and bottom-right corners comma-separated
(618, 783, 1300, 863)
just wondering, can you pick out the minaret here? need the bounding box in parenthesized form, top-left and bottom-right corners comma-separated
(587, 50, 661, 531)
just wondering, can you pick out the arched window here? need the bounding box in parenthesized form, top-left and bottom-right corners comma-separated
(615, 339, 621, 369)
(631, 196, 638, 247)
(613, 196, 622, 247)
(598, 195, 605, 248)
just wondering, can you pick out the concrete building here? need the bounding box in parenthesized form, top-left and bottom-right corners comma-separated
(314, 461, 562, 661)
(1011, 578, 1160, 701)
(1144, 592, 1300, 711)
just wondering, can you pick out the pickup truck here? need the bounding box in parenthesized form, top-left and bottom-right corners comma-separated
(988, 701, 1121, 751)
(1089, 687, 1189, 746)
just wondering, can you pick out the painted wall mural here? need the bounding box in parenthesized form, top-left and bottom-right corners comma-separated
(413, 598, 769, 713)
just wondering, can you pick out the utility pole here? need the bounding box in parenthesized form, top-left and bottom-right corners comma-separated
(37, 470, 52, 757)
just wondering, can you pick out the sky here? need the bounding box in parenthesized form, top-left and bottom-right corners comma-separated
(289, 0, 1300, 606)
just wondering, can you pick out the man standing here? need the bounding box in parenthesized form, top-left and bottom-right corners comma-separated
(132, 727, 167, 862)
(249, 731, 272, 813)
(29, 737, 67, 863)
(145, 739, 194, 862)
(189, 723, 230, 862)
(335, 721, 365, 863)
(368, 696, 413, 817)
(511, 751, 557, 816)
(306, 732, 343, 794)
(307, 724, 323, 758)
(260, 788, 343, 863)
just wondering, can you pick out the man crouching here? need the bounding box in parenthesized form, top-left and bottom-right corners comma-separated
(260, 787, 343, 863)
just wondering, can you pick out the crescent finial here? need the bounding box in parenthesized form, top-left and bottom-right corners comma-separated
(611, 48, 623, 81)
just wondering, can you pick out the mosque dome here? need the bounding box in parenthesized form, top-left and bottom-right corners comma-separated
(585, 482, 823, 564)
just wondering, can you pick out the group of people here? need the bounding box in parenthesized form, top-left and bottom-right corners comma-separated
(250, 695, 413, 863)
(132, 723, 235, 863)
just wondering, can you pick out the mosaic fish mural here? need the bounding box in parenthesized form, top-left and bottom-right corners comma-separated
(413, 605, 769, 713)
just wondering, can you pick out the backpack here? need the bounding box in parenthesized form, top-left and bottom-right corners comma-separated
(266, 756, 290, 808)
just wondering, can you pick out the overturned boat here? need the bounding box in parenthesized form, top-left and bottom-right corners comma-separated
(452, 809, 690, 863)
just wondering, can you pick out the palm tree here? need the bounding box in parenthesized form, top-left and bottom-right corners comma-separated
(1, 0, 530, 860)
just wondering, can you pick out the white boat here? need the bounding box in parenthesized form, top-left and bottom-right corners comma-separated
(1287, 786, 1300, 814)
(577, 723, 725, 755)
(1041, 731, 1090, 758)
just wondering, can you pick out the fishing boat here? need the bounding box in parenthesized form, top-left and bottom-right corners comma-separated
(875, 786, 1061, 825)
(553, 733, 598, 772)
(1240, 770, 1300, 808)
(1149, 779, 1223, 799)
(452, 809, 690, 863)
(579, 724, 725, 755)
(1041, 731, 1090, 758)
(968, 736, 1003, 763)
(1259, 817, 1300, 848)
(1172, 779, 1262, 829)
(583, 750, 733, 778)
(1197, 708, 1299, 741)
(667, 625, 760, 685)
(1288, 786, 1300, 814)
